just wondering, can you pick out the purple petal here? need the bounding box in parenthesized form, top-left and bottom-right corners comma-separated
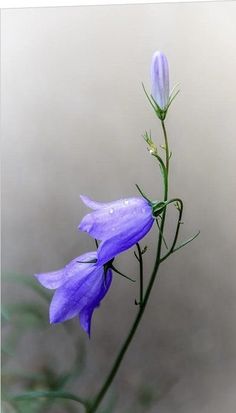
(35, 251, 97, 289)
(49, 266, 100, 323)
(96, 217, 154, 265)
(35, 268, 66, 290)
(49, 266, 112, 336)
(80, 195, 114, 210)
(79, 197, 152, 241)
(79, 268, 112, 336)
(151, 51, 169, 109)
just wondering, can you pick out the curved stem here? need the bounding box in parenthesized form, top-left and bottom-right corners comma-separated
(171, 230, 200, 254)
(87, 121, 170, 413)
(156, 218, 168, 250)
(160, 199, 183, 263)
(161, 120, 169, 182)
(87, 231, 162, 413)
(135, 243, 144, 306)
(155, 154, 166, 174)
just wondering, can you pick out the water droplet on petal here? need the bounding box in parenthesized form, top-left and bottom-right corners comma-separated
(109, 208, 114, 214)
(124, 199, 129, 205)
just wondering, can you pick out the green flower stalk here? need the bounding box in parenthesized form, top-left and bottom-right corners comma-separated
(83, 51, 199, 413)
(24, 51, 199, 413)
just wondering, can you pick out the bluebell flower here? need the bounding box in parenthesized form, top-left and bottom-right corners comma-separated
(78, 196, 154, 265)
(35, 251, 112, 336)
(151, 51, 170, 110)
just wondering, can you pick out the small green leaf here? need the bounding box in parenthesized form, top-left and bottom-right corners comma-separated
(11, 390, 88, 407)
(173, 230, 200, 253)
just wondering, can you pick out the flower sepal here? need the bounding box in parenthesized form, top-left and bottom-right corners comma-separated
(152, 99, 168, 121)
(142, 82, 168, 121)
(103, 258, 115, 275)
(151, 201, 167, 217)
(149, 88, 180, 121)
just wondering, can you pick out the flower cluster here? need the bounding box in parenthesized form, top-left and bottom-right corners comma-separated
(35, 50, 170, 337)
(35, 196, 155, 336)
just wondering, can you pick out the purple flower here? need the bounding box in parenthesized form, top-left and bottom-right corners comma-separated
(78, 196, 154, 265)
(151, 51, 170, 110)
(35, 251, 112, 336)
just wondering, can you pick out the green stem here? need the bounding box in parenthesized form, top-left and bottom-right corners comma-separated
(171, 230, 200, 253)
(87, 241, 162, 413)
(160, 199, 183, 263)
(156, 218, 168, 249)
(155, 153, 167, 185)
(161, 120, 169, 200)
(135, 243, 144, 306)
(87, 121, 170, 413)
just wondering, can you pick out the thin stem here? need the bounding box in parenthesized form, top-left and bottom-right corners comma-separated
(156, 218, 168, 249)
(154, 155, 167, 199)
(87, 120, 170, 413)
(160, 199, 183, 263)
(110, 265, 136, 283)
(161, 120, 169, 181)
(162, 230, 200, 260)
(136, 243, 144, 306)
(87, 232, 162, 413)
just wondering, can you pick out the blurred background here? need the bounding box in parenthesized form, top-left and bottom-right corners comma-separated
(1, 1, 236, 412)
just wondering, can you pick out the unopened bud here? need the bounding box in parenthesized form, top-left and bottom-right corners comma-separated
(151, 51, 170, 110)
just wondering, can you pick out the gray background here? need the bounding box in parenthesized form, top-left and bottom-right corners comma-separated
(1, 1, 236, 412)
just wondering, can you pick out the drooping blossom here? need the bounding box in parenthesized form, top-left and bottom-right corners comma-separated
(78, 196, 154, 265)
(35, 251, 112, 336)
(151, 51, 170, 110)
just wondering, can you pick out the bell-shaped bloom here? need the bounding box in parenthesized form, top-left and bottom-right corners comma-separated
(35, 251, 112, 337)
(151, 51, 170, 110)
(78, 196, 154, 265)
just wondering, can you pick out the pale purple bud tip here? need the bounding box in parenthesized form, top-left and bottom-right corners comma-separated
(151, 51, 170, 110)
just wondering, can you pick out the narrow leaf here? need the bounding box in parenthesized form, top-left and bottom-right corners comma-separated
(12, 390, 88, 407)
(173, 230, 200, 253)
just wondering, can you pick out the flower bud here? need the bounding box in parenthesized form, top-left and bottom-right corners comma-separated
(151, 51, 169, 110)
